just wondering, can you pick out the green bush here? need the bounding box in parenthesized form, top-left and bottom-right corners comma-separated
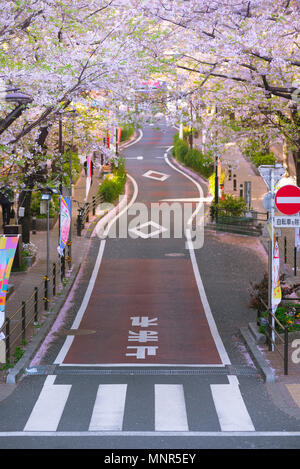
(215, 194, 247, 217)
(185, 148, 214, 178)
(250, 152, 276, 167)
(243, 138, 276, 167)
(120, 124, 135, 142)
(62, 151, 81, 186)
(30, 191, 59, 218)
(172, 133, 214, 179)
(175, 140, 189, 162)
(98, 158, 126, 202)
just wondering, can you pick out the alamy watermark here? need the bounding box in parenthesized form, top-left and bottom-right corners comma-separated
(94, 198, 205, 250)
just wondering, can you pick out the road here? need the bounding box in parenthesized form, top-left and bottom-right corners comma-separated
(0, 123, 300, 450)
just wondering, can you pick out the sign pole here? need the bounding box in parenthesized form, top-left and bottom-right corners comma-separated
(270, 169, 275, 351)
(259, 164, 286, 352)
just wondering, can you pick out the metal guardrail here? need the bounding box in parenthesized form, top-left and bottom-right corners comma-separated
(259, 297, 289, 375)
(210, 209, 268, 236)
(2, 258, 61, 363)
(75, 193, 104, 236)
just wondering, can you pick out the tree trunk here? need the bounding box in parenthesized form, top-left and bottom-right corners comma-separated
(19, 125, 51, 243)
(19, 186, 33, 244)
(294, 147, 300, 187)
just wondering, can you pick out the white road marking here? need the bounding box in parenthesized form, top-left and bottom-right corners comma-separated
(89, 385, 127, 431)
(211, 382, 255, 431)
(160, 197, 214, 203)
(2, 431, 300, 437)
(186, 228, 231, 365)
(121, 129, 143, 148)
(128, 220, 168, 239)
(126, 156, 143, 160)
(143, 170, 170, 181)
(23, 376, 71, 432)
(165, 145, 230, 366)
(155, 385, 189, 431)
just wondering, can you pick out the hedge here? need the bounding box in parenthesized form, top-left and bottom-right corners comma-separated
(120, 124, 135, 142)
(98, 158, 127, 203)
(172, 133, 214, 179)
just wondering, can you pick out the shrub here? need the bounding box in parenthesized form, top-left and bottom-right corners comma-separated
(30, 191, 59, 218)
(250, 152, 276, 167)
(175, 140, 189, 162)
(120, 124, 135, 142)
(62, 151, 81, 186)
(98, 158, 126, 202)
(215, 193, 247, 217)
(172, 133, 214, 178)
(243, 137, 276, 167)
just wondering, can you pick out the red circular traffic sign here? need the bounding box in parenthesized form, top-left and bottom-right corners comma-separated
(275, 184, 300, 215)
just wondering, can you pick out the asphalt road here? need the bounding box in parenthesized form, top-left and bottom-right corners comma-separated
(0, 122, 300, 451)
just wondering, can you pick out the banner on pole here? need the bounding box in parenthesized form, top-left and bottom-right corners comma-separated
(0, 236, 19, 339)
(112, 125, 116, 145)
(117, 128, 122, 145)
(85, 156, 92, 201)
(272, 234, 282, 315)
(58, 196, 71, 257)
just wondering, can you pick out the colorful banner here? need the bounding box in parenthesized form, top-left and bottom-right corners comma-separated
(112, 125, 116, 145)
(58, 196, 71, 257)
(85, 156, 92, 201)
(272, 233, 282, 315)
(0, 236, 19, 339)
(117, 127, 122, 145)
(266, 223, 282, 315)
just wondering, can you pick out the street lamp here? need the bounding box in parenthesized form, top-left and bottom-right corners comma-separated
(0, 87, 32, 135)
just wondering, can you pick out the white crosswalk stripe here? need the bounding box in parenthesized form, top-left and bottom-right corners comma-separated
(89, 384, 127, 431)
(24, 376, 71, 432)
(211, 381, 255, 431)
(155, 385, 188, 431)
(22, 378, 255, 433)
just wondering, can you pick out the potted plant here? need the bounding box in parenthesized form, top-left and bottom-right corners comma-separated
(22, 243, 38, 268)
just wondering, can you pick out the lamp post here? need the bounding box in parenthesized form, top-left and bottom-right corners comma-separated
(40, 187, 60, 310)
(0, 87, 32, 135)
(214, 153, 219, 222)
(67, 109, 76, 270)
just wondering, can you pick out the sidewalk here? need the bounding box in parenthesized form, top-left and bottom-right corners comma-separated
(193, 134, 300, 412)
(0, 165, 103, 373)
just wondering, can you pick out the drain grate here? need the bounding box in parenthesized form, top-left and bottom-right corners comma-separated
(25, 364, 260, 377)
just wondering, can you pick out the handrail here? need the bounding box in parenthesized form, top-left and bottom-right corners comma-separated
(258, 297, 289, 375)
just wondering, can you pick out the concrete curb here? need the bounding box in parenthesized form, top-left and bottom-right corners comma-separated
(240, 326, 275, 383)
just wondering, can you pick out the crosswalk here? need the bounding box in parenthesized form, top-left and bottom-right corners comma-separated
(21, 375, 255, 433)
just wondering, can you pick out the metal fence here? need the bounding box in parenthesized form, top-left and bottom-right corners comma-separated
(259, 297, 289, 375)
(2, 258, 62, 363)
(76, 193, 104, 236)
(1, 193, 104, 364)
(209, 209, 268, 236)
